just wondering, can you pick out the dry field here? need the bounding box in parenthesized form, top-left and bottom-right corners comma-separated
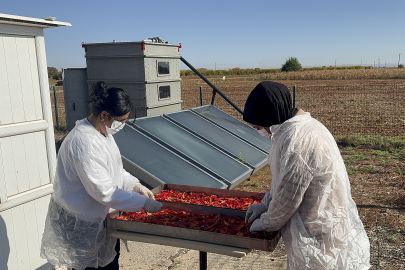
(50, 71, 405, 269)
(181, 77, 405, 136)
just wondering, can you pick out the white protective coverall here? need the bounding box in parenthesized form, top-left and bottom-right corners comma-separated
(258, 112, 370, 270)
(41, 118, 147, 269)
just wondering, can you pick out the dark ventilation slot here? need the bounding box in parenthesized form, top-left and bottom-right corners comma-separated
(158, 61, 170, 75)
(159, 85, 171, 99)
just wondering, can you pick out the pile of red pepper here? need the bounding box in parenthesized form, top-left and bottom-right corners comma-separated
(155, 189, 261, 210)
(116, 209, 276, 240)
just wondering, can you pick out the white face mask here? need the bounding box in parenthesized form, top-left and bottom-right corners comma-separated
(257, 128, 271, 139)
(105, 114, 126, 135)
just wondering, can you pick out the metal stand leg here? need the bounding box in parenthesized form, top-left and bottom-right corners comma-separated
(199, 251, 207, 270)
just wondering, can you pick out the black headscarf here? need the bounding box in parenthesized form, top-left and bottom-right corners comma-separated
(243, 81, 298, 127)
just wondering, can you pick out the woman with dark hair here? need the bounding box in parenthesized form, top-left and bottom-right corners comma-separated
(41, 81, 162, 270)
(243, 81, 370, 269)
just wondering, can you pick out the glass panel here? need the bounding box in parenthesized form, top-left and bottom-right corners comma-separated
(166, 111, 267, 167)
(134, 116, 252, 185)
(192, 105, 272, 153)
(158, 61, 170, 75)
(114, 126, 226, 189)
(159, 86, 170, 99)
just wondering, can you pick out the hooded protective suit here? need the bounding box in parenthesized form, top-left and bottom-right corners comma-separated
(244, 82, 371, 270)
(41, 118, 147, 270)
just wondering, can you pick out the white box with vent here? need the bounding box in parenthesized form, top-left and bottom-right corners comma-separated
(103, 81, 182, 118)
(83, 39, 182, 118)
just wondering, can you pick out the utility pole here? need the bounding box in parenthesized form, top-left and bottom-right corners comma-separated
(335, 60, 336, 67)
(398, 53, 401, 67)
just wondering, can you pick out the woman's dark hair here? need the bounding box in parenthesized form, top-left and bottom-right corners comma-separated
(89, 81, 133, 117)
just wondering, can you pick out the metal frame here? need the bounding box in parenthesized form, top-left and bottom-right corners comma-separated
(105, 203, 281, 252)
(109, 184, 280, 269)
(111, 230, 250, 258)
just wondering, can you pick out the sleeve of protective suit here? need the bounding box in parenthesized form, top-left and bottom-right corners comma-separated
(71, 137, 147, 213)
(122, 169, 140, 192)
(260, 151, 314, 232)
(261, 190, 273, 207)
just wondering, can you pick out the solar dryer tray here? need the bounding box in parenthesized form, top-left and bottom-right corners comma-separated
(133, 115, 253, 189)
(192, 105, 272, 154)
(164, 110, 267, 173)
(114, 126, 227, 189)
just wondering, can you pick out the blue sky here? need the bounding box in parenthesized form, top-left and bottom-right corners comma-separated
(3, 0, 404, 70)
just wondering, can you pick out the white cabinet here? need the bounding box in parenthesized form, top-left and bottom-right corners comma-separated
(0, 13, 70, 270)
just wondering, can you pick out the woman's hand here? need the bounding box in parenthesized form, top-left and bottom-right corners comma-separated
(106, 209, 120, 218)
(133, 183, 155, 199)
(250, 219, 266, 234)
(245, 203, 268, 223)
(142, 198, 162, 213)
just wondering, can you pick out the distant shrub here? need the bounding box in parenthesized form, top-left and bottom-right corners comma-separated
(52, 71, 62, 80)
(399, 64, 404, 68)
(281, 57, 302, 72)
(47, 67, 59, 78)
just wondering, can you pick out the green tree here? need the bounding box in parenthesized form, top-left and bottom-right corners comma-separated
(281, 57, 302, 72)
(398, 64, 404, 68)
(47, 67, 59, 78)
(52, 71, 62, 80)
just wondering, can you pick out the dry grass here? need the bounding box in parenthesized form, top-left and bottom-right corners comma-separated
(253, 68, 405, 81)
(182, 68, 405, 81)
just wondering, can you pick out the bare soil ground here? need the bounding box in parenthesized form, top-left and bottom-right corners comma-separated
(181, 78, 405, 136)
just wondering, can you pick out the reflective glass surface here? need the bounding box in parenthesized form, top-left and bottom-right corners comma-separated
(165, 111, 267, 167)
(159, 86, 170, 99)
(114, 126, 227, 189)
(192, 105, 272, 153)
(134, 116, 252, 184)
(158, 61, 170, 74)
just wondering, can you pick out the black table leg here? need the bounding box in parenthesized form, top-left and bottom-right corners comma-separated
(199, 251, 207, 270)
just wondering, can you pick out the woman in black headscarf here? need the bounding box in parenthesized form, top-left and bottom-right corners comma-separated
(243, 81, 298, 128)
(243, 81, 370, 270)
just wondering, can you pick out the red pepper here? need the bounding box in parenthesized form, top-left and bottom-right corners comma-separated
(115, 209, 277, 240)
(155, 189, 262, 210)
